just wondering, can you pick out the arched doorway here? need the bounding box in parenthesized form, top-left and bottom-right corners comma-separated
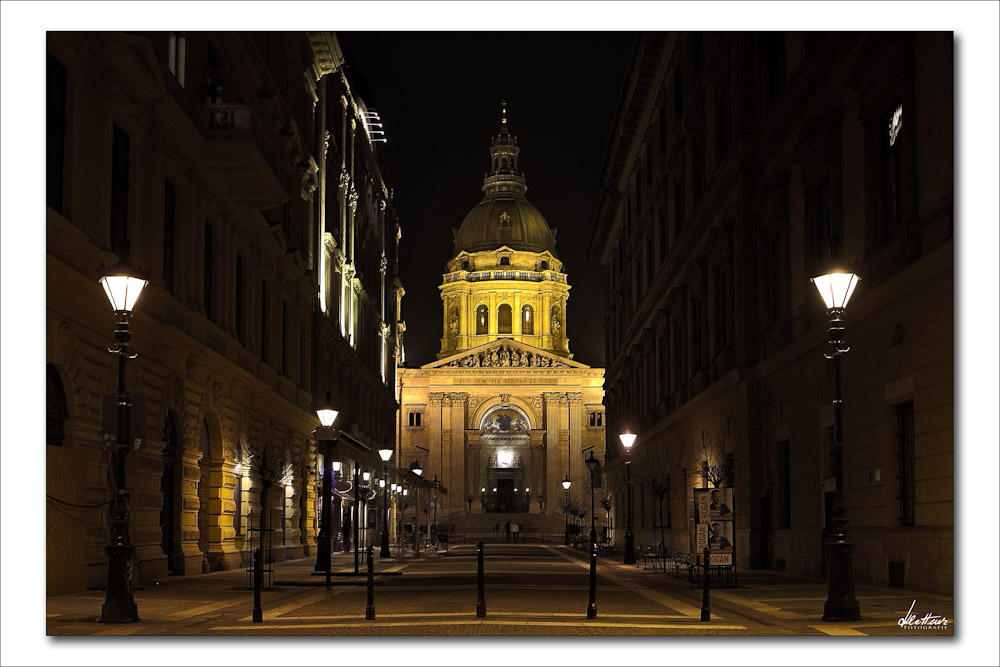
(198, 419, 211, 563)
(480, 405, 531, 512)
(160, 413, 180, 574)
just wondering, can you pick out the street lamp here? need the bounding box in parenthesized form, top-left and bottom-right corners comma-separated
(585, 452, 600, 549)
(410, 459, 422, 553)
(585, 450, 600, 619)
(378, 445, 393, 557)
(619, 432, 637, 565)
(561, 475, 571, 545)
(362, 471, 372, 554)
(98, 260, 148, 623)
(812, 267, 862, 622)
(313, 391, 339, 586)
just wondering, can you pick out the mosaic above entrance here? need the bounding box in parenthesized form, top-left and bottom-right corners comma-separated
(481, 407, 530, 434)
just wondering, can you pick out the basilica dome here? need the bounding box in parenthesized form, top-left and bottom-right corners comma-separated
(454, 196, 556, 255)
(453, 103, 558, 257)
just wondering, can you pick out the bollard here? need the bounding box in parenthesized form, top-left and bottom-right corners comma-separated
(587, 540, 597, 619)
(700, 545, 711, 622)
(252, 548, 263, 623)
(476, 540, 486, 618)
(365, 545, 376, 620)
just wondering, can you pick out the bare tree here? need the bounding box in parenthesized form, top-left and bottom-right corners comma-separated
(687, 429, 732, 489)
(635, 449, 672, 555)
(237, 412, 297, 554)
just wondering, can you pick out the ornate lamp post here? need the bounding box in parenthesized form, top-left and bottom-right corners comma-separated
(561, 475, 571, 545)
(313, 392, 340, 585)
(585, 452, 600, 548)
(585, 451, 600, 619)
(812, 267, 862, 622)
(378, 445, 393, 557)
(361, 470, 372, 553)
(619, 432, 637, 564)
(98, 260, 148, 623)
(410, 459, 422, 553)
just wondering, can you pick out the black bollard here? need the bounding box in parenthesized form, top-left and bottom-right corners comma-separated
(252, 548, 263, 623)
(365, 545, 375, 620)
(587, 540, 597, 619)
(476, 540, 486, 618)
(700, 545, 711, 622)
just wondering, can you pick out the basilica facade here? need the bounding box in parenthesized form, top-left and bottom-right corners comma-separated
(397, 108, 606, 530)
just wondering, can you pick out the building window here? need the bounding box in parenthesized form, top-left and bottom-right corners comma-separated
(645, 237, 654, 286)
(813, 175, 833, 267)
(658, 208, 669, 260)
(673, 177, 685, 236)
(46, 364, 68, 446)
(167, 32, 186, 86)
(713, 268, 729, 354)
(521, 305, 534, 335)
(234, 473, 243, 536)
(589, 411, 603, 427)
(691, 297, 706, 369)
(281, 302, 288, 375)
(163, 181, 177, 293)
(476, 305, 489, 335)
(715, 88, 731, 164)
(674, 69, 683, 120)
(110, 124, 131, 255)
(894, 400, 915, 526)
(498, 304, 513, 334)
(235, 254, 244, 342)
(767, 228, 784, 326)
(499, 256, 510, 266)
(203, 221, 214, 319)
(880, 101, 903, 243)
(260, 280, 269, 362)
(47, 54, 68, 213)
(778, 440, 791, 529)
(407, 411, 422, 427)
(692, 140, 705, 203)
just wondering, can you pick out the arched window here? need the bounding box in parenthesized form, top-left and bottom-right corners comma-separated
(521, 305, 534, 335)
(540, 260, 549, 270)
(46, 364, 67, 446)
(498, 304, 513, 334)
(476, 305, 489, 335)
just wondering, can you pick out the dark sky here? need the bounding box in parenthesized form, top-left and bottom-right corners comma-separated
(336, 32, 636, 367)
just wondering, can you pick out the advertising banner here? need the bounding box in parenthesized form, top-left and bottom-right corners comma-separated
(692, 487, 734, 567)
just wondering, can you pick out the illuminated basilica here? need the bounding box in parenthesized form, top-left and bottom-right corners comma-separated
(397, 106, 606, 534)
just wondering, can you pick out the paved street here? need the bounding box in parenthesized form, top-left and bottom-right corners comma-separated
(46, 543, 953, 637)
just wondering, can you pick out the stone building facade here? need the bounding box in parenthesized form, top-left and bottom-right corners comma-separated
(45, 31, 401, 594)
(398, 110, 605, 531)
(589, 32, 953, 593)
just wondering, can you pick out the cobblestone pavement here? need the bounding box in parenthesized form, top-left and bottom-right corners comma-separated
(45, 543, 954, 638)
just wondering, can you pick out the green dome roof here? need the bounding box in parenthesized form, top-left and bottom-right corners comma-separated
(454, 195, 557, 255)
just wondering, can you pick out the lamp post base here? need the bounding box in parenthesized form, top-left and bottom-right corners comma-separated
(623, 529, 636, 565)
(99, 544, 138, 623)
(822, 538, 861, 622)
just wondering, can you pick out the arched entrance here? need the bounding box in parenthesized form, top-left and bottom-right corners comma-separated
(160, 413, 180, 574)
(481, 405, 531, 512)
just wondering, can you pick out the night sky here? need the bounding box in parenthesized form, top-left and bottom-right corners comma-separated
(335, 32, 636, 368)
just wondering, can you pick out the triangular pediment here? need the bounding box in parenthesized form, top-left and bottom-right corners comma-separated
(424, 339, 590, 370)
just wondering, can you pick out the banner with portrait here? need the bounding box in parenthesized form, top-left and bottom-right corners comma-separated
(692, 487, 734, 566)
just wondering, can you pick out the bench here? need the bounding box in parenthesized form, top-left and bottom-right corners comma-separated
(671, 551, 692, 577)
(636, 544, 668, 572)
